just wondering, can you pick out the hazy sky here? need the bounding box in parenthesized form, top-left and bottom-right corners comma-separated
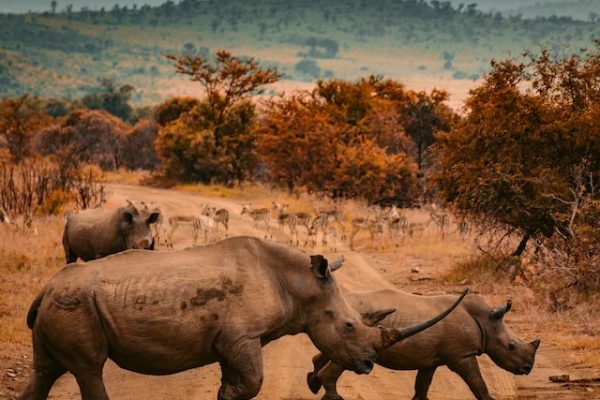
(0, 1, 167, 14)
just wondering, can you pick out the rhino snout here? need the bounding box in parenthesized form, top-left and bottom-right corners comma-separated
(519, 363, 532, 375)
(354, 358, 375, 375)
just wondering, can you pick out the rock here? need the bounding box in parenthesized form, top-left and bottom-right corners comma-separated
(6, 369, 17, 378)
(410, 275, 434, 281)
(410, 267, 421, 273)
(549, 374, 570, 383)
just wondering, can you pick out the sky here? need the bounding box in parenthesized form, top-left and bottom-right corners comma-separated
(0, 1, 167, 14)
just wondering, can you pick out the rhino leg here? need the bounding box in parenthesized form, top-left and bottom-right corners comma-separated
(316, 361, 346, 400)
(412, 366, 437, 400)
(307, 353, 329, 394)
(18, 332, 66, 400)
(216, 337, 263, 400)
(447, 357, 494, 400)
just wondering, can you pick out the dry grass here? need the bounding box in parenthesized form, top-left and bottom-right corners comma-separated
(103, 169, 152, 185)
(0, 217, 65, 351)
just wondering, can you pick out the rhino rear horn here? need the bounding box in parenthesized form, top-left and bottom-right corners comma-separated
(380, 288, 468, 349)
(490, 300, 512, 320)
(329, 256, 344, 272)
(362, 308, 396, 327)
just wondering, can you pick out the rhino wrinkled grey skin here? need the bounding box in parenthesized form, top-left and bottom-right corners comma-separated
(19, 237, 466, 400)
(308, 290, 540, 400)
(62, 203, 160, 263)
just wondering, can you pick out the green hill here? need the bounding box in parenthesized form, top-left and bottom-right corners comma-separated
(1, 0, 599, 106)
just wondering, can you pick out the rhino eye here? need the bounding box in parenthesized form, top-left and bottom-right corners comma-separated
(508, 342, 516, 351)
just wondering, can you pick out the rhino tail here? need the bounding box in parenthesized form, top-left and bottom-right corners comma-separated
(27, 291, 45, 329)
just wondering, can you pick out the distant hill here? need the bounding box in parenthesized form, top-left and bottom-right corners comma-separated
(1, 0, 599, 107)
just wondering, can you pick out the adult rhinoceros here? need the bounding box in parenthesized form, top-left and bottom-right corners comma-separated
(20, 237, 466, 400)
(62, 201, 160, 263)
(307, 289, 540, 400)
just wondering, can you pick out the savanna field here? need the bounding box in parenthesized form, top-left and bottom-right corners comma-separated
(1, 1, 600, 399)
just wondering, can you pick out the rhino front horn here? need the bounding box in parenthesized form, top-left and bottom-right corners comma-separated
(490, 300, 512, 320)
(531, 339, 541, 350)
(380, 288, 468, 349)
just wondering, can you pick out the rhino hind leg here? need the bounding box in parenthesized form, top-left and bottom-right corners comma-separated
(447, 357, 494, 400)
(216, 337, 263, 400)
(412, 366, 437, 400)
(18, 333, 66, 400)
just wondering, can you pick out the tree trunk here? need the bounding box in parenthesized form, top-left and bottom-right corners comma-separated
(512, 233, 530, 257)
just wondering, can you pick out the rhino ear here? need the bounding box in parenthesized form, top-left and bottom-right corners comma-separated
(531, 339, 541, 350)
(122, 210, 134, 225)
(362, 308, 396, 327)
(310, 255, 330, 280)
(147, 211, 160, 224)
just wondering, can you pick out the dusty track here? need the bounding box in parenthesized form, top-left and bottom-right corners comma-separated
(45, 184, 585, 400)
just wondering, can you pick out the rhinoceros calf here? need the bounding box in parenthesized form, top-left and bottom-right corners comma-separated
(20, 237, 466, 400)
(308, 289, 540, 400)
(62, 202, 160, 263)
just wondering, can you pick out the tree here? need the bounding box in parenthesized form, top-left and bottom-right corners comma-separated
(81, 78, 135, 123)
(166, 50, 281, 147)
(0, 95, 48, 162)
(433, 44, 600, 256)
(50, 1, 57, 14)
(157, 50, 281, 184)
(399, 89, 455, 171)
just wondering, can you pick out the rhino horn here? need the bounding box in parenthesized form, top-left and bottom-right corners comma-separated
(531, 339, 541, 350)
(380, 288, 468, 349)
(490, 300, 512, 320)
(362, 308, 396, 327)
(329, 256, 344, 272)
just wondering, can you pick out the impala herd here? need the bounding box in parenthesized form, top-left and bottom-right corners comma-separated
(132, 198, 468, 251)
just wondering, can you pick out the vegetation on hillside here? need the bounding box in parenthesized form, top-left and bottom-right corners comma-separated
(1, 0, 600, 102)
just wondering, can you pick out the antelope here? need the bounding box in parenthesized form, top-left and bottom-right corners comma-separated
(241, 205, 272, 239)
(292, 212, 314, 246)
(192, 211, 217, 246)
(213, 208, 230, 238)
(349, 209, 385, 251)
(427, 205, 449, 237)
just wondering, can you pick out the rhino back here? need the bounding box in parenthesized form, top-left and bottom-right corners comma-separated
(347, 289, 481, 370)
(64, 208, 124, 260)
(36, 238, 295, 374)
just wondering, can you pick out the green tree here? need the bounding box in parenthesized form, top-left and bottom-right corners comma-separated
(81, 78, 135, 123)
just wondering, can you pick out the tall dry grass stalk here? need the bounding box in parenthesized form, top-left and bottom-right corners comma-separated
(0, 216, 64, 353)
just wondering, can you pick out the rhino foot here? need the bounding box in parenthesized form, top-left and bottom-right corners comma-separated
(322, 395, 345, 400)
(307, 372, 322, 394)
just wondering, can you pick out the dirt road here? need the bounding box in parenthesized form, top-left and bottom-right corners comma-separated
(44, 184, 589, 399)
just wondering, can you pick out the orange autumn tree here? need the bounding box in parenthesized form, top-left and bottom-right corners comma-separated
(433, 43, 600, 256)
(257, 76, 420, 202)
(156, 51, 281, 184)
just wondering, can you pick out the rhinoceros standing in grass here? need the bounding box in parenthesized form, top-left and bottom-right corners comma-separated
(308, 289, 540, 400)
(20, 237, 466, 400)
(62, 201, 160, 263)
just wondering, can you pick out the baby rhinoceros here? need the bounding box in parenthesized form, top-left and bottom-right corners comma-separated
(308, 290, 540, 400)
(62, 201, 160, 263)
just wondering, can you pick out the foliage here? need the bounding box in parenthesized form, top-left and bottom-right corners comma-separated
(154, 97, 200, 127)
(433, 43, 600, 255)
(158, 50, 280, 184)
(81, 78, 136, 123)
(121, 118, 159, 170)
(36, 108, 130, 170)
(257, 76, 421, 202)
(0, 95, 49, 162)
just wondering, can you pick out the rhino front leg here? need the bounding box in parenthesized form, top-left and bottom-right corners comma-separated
(412, 366, 437, 400)
(307, 353, 328, 394)
(447, 357, 494, 400)
(316, 361, 347, 400)
(216, 337, 263, 400)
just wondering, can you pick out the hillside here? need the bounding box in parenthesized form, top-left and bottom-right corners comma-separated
(1, 0, 600, 107)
